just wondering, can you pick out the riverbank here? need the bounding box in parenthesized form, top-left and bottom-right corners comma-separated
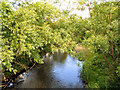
(1, 59, 37, 89)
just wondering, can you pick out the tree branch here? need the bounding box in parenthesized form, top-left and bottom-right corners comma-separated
(103, 53, 111, 68)
(13, 60, 27, 71)
(111, 42, 115, 61)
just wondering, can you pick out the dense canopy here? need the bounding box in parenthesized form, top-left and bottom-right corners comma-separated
(1, 0, 120, 88)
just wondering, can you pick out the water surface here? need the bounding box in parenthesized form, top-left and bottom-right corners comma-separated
(15, 52, 84, 88)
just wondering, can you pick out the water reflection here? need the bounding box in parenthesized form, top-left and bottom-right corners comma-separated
(15, 52, 84, 88)
(53, 52, 67, 64)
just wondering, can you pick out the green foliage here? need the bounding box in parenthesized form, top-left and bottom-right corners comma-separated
(1, 1, 120, 88)
(1, 1, 76, 76)
(79, 2, 120, 88)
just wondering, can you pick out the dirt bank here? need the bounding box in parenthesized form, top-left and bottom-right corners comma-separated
(75, 45, 85, 52)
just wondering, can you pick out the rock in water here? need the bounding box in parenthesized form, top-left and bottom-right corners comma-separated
(8, 83, 13, 87)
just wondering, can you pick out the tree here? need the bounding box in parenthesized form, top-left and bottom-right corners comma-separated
(1, 1, 76, 77)
(80, 2, 120, 88)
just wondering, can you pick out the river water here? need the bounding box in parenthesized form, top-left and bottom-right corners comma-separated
(14, 52, 84, 88)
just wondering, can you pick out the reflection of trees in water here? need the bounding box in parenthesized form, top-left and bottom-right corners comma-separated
(33, 51, 68, 87)
(34, 56, 66, 88)
(53, 51, 68, 64)
(35, 63, 54, 88)
(43, 50, 68, 64)
(16, 64, 53, 88)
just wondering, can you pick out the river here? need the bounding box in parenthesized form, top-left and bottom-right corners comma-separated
(8, 51, 84, 88)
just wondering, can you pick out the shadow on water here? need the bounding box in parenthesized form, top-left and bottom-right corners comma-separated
(15, 52, 84, 88)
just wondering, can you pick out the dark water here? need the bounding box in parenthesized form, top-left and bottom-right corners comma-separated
(15, 52, 84, 88)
